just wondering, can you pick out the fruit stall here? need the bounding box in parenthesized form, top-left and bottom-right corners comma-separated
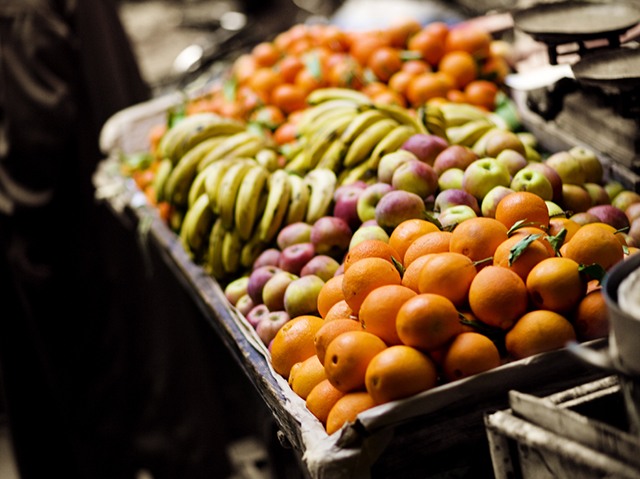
(97, 2, 640, 477)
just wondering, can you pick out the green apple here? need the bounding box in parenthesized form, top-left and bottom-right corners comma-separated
(481, 185, 514, 218)
(377, 150, 417, 184)
(583, 182, 610, 206)
(484, 129, 526, 157)
(545, 151, 586, 185)
(462, 157, 511, 201)
(568, 146, 603, 184)
(349, 224, 390, 250)
(496, 149, 528, 177)
(224, 275, 250, 306)
(284, 274, 325, 318)
(612, 190, 640, 212)
(356, 182, 394, 223)
(437, 168, 464, 191)
(391, 159, 439, 199)
(604, 180, 625, 202)
(510, 167, 553, 200)
(438, 205, 477, 229)
(262, 271, 299, 312)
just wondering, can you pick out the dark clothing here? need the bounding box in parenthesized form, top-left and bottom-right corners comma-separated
(0, 0, 149, 477)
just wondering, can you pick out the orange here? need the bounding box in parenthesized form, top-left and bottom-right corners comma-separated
(449, 217, 509, 267)
(365, 345, 438, 404)
(323, 299, 354, 322)
(343, 239, 402, 272)
(342, 257, 402, 316)
(251, 41, 281, 67)
(526, 256, 587, 313)
(323, 330, 387, 393)
(401, 254, 433, 293)
(468, 265, 528, 330)
(386, 17, 422, 48)
(407, 29, 446, 66)
(306, 379, 346, 426)
(573, 287, 610, 341)
(495, 191, 550, 230)
(505, 310, 576, 360)
(396, 293, 464, 351)
(359, 284, 417, 345)
(510, 226, 557, 257)
(349, 33, 389, 66)
(493, 234, 553, 281)
(417, 252, 477, 307)
(389, 218, 441, 262)
(367, 46, 403, 82)
(444, 25, 492, 59)
(317, 274, 345, 319)
(270, 315, 325, 379)
(548, 217, 581, 243)
(406, 71, 450, 106)
(464, 79, 498, 110)
(438, 50, 478, 89)
(403, 231, 453, 267)
(560, 223, 625, 271)
(314, 318, 364, 365)
(289, 354, 327, 400)
(325, 391, 376, 435)
(270, 83, 307, 114)
(441, 332, 502, 382)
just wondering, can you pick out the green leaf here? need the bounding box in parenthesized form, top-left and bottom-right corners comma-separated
(304, 52, 323, 80)
(578, 263, 607, 285)
(509, 233, 541, 266)
(223, 77, 237, 102)
(392, 256, 405, 278)
(423, 210, 443, 230)
(546, 227, 567, 256)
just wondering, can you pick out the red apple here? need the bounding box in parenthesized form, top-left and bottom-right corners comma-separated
(247, 265, 282, 304)
(310, 216, 352, 259)
(391, 159, 439, 199)
(587, 204, 630, 231)
(333, 184, 365, 231)
(236, 294, 255, 317)
(256, 311, 290, 346)
(434, 188, 480, 215)
(278, 242, 316, 275)
(374, 190, 428, 231)
(276, 222, 313, 251)
(245, 303, 270, 329)
(433, 144, 478, 175)
(263, 271, 299, 312)
(252, 248, 281, 270)
(401, 133, 449, 165)
(525, 161, 563, 204)
(299, 255, 341, 282)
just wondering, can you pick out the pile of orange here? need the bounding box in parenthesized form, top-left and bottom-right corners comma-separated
(269, 191, 639, 436)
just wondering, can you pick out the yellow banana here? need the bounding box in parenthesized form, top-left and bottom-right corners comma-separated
(173, 116, 245, 161)
(297, 104, 361, 140)
(305, 168, 337, 224)
(217, 159, 257, 230)
(240, 231, 268, 270)
(255, 148, 280, 172)
(343, 118, 399, 168)
(234, 164, 270, 240)
(305, 87, 373, 107)
(258, 169, 292, 244)
(373, 103, 428, 134)
(446, 118, 496, 147)
(221, 227, 243, 276)
(295, 100, 362, 137)
(366, 124, 417, 171)
(197, 131, 265, 172)
(152, 158, 173, 203)
(304, 112, 356, 171)
(206, 217, 227, 280)
(340, 108, 389, 145)
(203, 157, 238, 214)
(439, 102, 490, 127)
(285, 173, 311, 225)
(180, 193, 214, 261)
(337, 160, 377, 186)
(315, 137, 347, 173)
(157, 113, 221, 163)
(419, 103, 449, 141)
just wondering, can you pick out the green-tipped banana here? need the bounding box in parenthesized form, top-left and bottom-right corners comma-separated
(180, 193, 214, 260)
(305, 168, 337, 224)
(164, 136, 227, 207)
(340, 109, 389, 145)
(285, 173, 311, 225)
(446, 118, 495, 147)
(157, 113, 221, 163)
(152, 158, 173, 203)
(305, 87, 373, 107)
(343, 118, 399, 167)
(374, 103, 427, 134)
(235, 164, 270, 240)
(217, 159, 257, 230)
(366, 124, 417, 171)
(206, 217, 227, 280)
(197, 131, 265, 172)
(258, 169, 292, 244)
(221, 228, 243, 275)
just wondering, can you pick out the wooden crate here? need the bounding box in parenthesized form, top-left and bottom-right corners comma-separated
(485, 375, 640, 479)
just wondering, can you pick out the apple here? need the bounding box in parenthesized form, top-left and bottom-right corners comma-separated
(496, 149, 528, 177)
(561, 184, 592, 214)
(517, 131, 537, 149)
(583, 182, 610, 206)
(401, 133, 449, 165)
(333, 184, 365, 231)
(569, 211, 600, 226)
(300, 254, 341, 282)
(247, 265, 282, 305)
(224, 276, 250, 306)
(356, 182, 395, 223)
(276, 222, 313, 251)
(235, 294, 255, 317)
(374, 190, 428, 231)
(434, 188, 480, 215)
(545, 151, 586, 185)
(377, 150, 418, 184)
(252, 248, 281, 270)
(334, 181, 367, 201)
(310, 216, 352, 259)
(462, 158, 511, 201)
(278, 242, 315, 275)
(524, 144, 542, 163)
(604, 180, 625, 202)
(546, 200, 566, 219)
(391, 159, 439, 199)
(510, 167, 553, 200)
(587, 205, 630, 231)
(348, 224, 390, 250)
(245, 303, 271, 329)
(284, 274, 325, 318)
(438, 205, 477, 229)
(438, 168, 464, 191)
(568, 146, 603, 184)
(481, 185, 514, 218)
(256, 310, 291, 346)
(628, 218, 640, 247)
(524, 161, 563, 204)
(262, 271, 299, 312)
(433, 144, 478, 175)
(612, 190, 640, 212)
(626, 202, 640, 224)
(484, 129, 526, 158)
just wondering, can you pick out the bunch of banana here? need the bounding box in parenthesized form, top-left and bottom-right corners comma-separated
(304, 168, 337, 224)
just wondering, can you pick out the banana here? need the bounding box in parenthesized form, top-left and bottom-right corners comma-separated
(446, 118, 496, 147)
(234, 163, 270, 240)
(203, 157, 238, 214)
(164, 136, 227, 207)
(305, 168, 337, 224)
(373, 103, 428, 134)
(221, 227, 243, 276)
(180, 193, 214, 261)
(255, 148, 280, 172)
(303, 112, 357, 171)
(216, 159, 257, 230)
(439, 102, 490, 127)
(157, 113, 221, 163)
(295, 100, 363, 137)
(285, 173, 311, 225)
(240, 231, 268, 270)
(206, 217, 227, 280)
(338, 160, 376, 186)
(297, 104, 362, 140)
(343, 117, 399, 168)
(471, 127, 502, 157)
(316, 137, 347, 172)
(258, 169, 292, 244)
(366, 124, 417, 171)
(187, 161, 216, 208)
(197, 130, 265, 172)
(340, 109, 390, 145)
(173, 116, 246, 161)
(305, 87, 373, 107)
(152, 158, 173, 203)
(419, 103, 449, 141)
(284, 149, 313, 176)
